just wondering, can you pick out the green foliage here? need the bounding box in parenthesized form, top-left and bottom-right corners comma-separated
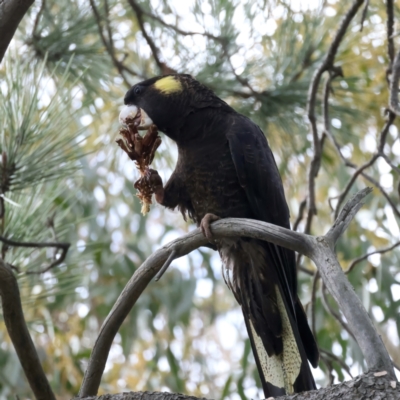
(23, 0, 112, 98)
(0, 56, 82, 191)
(0, 55, 89, 397)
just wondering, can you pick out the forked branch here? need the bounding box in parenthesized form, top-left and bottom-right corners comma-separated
(79, 188, 395, 397)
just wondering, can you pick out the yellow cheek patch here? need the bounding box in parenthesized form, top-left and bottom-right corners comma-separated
(154, 76, 183, 94)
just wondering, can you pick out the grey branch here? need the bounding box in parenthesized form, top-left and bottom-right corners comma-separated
(78, 189, 395, 397)
(0, 260, 56, 400)
(0, 0, 35, 63)
(326, 187, 372, 243)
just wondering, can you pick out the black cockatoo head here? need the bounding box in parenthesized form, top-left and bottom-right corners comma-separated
(120, 74, 226, 138)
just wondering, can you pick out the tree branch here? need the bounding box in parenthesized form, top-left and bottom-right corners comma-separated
(293, 198, 307, 231)
(305, 0, 365, 233)
(325, 124, 400, 220)
(320, 347, 353, 379)
(308, 183, 395, 377)
(30, 0, 45, 38)
(321, 283, 356, 342)
(359, 0, 370, 31)
(79, 189, 394, 397)
(310, 242, 393, 376)
(346, 240, 400, 274)
(89, 0, 136, 87)
(127, 0, 176, 75)
(386, 0, 395, 68)
(134, 7, 223, 43)
(0, 235, 70, 274)
(0, 0, 35, 63)
(0, 260, 56, 400)
(79, 218, 312, 397)
(360, 170, 400, 218)
(326, 187, 372, 243)
(333, 112, 395, 218)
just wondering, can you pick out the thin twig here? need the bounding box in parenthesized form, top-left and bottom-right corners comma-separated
(0, 260, 56, 400)
(379, 111, 395, 152)
(320, 348, 354, 378)
(321, 356, 335, 385)
(334, 157, 378, 219)
(7, 262, 20, 273)
(127, 0, 176, 75)
(46, 213, 60, 262)
(311, 270, 320, 338)
(322, 67, 343, 138)
(220, 43, 261, 98)
(325, 121, 400, 220)
(360, 171, 400, 218)
(310, 66, 342, 219)
(304, 132, 326, 234)
(380, 152, 400, 175)
(359, 0, 370, 32)
(25, 248, 69, 275)
(0, 235, 69, 250)
(327, 187, 372, 244)
(155, 249, 177, 281)
(88, 0, 109, 53)
(290, 46, 315, 83)
(334, 112, 395, 218)
(298, 264, 314, 276)
(137, 8, 223, 42)
(103, 0, 114, 53)
(346, 240, 400, 274)
(31, 0, 46, 38)
(89, 0, 135, 87)
(0, 235, 70, 274)
(293, 198, 307, 232)
(305, 0, 365, 233)
(321, 283, 356, 342)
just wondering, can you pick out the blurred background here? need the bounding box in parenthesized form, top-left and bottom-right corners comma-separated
(0, 0, 399, 398)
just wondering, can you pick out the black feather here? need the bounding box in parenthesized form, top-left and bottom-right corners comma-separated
(123, 74, 319, 397)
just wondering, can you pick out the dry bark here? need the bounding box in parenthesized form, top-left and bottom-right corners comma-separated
(78, 372, 400, 400)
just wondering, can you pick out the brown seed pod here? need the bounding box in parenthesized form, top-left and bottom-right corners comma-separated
(117, 121, 162, 215)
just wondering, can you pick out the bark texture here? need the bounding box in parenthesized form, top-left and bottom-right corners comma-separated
(78, 372, 400, 400)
